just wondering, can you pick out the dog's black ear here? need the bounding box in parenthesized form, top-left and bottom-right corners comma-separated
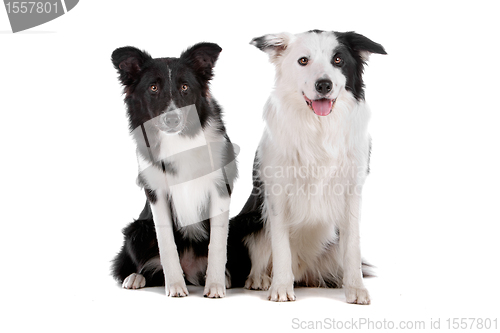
(111, 46, 152, 86)
(250, 32, 294, 63)
(181, 42, 222, 81)
(334, 31, 387, 61)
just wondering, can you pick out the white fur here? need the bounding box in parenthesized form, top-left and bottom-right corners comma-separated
(122, 273, 146, 289)
(138, 104, 231, 298)
(247, 31, 374, 303)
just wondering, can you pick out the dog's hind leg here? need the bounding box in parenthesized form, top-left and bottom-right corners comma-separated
(113, 249, 146, 289)
(112, 217, 161, 289)
(244, 232, 272, 291)
(122, 273, 146, 289)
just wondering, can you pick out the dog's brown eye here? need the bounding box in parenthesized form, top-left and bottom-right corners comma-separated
(150, 84, 158, 92)
(181, 84, 189, 92)
(298, 57, 309, 66)
(334, 56, 343, 65)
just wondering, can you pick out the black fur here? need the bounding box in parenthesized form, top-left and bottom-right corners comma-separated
(112, 201, 260, 288)
(250, 35, 271, 52)
(308, 29, 324, 34)
(226, 152, 265, 287)
(226, 211, 264, 287)
(333, 31, 387, 101)
(112, 43, 222, 136)
(250, 35, 288, 57)
(144, 188, 157, 204)
(111, 203, 210, 287)
(111, 43, 240, 288)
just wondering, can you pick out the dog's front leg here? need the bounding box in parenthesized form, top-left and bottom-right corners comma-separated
(204, 194, 230, 298)
(341, 192, 370, 304)
(268, 197, 295, 302)
(150, 192, 188, 297)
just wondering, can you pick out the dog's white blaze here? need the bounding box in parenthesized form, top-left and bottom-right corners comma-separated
(275, 32, 345, 101)
(168, 67, 173, 98)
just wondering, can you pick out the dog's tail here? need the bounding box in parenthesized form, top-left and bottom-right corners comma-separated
(362, 261, 376, 278)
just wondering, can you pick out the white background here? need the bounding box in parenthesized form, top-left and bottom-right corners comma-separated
(1, 1, 499, 332)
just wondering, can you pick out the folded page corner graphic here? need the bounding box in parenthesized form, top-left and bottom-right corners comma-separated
(64, 0, 78, 12)
(4, 0, 79, 33)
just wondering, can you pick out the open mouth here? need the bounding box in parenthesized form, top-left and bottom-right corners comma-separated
(303, 94, 336, 116)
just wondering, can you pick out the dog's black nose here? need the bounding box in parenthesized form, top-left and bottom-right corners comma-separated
(164, 115, 181, 128)
(315, 79, 333, 95)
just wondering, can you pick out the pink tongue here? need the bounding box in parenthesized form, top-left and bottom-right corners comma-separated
(311, 99, 333, 116)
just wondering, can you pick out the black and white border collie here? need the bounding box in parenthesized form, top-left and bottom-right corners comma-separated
(111, 43, 238, 298)
(232, 30, 386, 303)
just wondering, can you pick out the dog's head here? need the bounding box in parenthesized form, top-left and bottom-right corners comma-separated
(251, 30, 386, 116)
(112, 43, 222, 135)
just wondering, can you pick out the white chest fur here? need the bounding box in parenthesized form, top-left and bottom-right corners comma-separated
(137, 127, 228, 230)
(259, 92, 371, 228)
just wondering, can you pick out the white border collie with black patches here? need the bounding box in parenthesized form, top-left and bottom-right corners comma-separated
(233, 30, 386, 303)
(111, 43, 237, 298)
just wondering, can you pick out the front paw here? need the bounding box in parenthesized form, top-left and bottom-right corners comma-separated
(167, 281, 189, 297)
(345, 286, 370, 305)
(204, 283, 226, 298)
(268, 282, 296, 302)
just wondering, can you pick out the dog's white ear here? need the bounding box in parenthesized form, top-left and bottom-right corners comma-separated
(250, 32, 294, 63)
